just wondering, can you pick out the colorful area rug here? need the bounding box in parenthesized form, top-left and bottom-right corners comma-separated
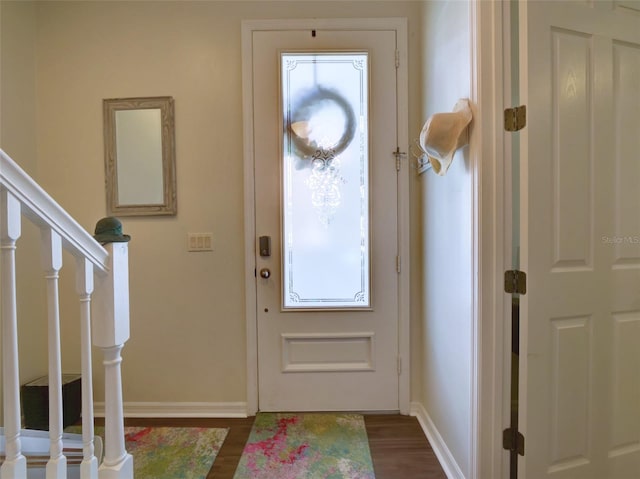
(233, 413, 375, 479)
(65, 426, 228, 479)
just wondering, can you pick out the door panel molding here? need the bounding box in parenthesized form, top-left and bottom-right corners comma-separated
(281, 332, 375, 373)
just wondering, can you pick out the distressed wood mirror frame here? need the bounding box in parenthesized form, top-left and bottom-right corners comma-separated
(103, 96, 177, 216)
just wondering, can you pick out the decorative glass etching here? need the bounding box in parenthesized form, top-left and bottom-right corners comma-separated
(282, 52, 370, 309)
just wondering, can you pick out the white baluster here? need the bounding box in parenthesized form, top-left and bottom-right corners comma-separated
(41, 228, 67, 479)
(76, 257, 99, 479)
(0, 190, 27, 478)
(93, 242, 133, 479)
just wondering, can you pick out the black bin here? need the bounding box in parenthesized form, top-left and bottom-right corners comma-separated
(21, 374, 82, 430)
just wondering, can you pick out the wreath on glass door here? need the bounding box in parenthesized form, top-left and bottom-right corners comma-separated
(287, 86, 357, 226)
(288, 87, 356, 160)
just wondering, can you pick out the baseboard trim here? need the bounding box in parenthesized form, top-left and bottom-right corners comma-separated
(410, 401, 466, 479)
(93, 401, 248, 418)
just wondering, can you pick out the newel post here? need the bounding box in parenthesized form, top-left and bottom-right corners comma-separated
(91, 218, 133, 479)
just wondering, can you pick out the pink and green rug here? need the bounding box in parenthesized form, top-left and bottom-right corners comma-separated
(233, 413, 375, 479)
(65, 426, 228, 479)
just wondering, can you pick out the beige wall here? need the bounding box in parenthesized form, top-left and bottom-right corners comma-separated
(1, 0, 49, 394)
(2, 1, 425, 406)
(1, 0, 482, 474)
(1, 0, 37, 174)
(1, 1, 479, 471)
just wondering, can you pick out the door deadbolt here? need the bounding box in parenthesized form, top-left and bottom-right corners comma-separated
(259, 236, 271, 257)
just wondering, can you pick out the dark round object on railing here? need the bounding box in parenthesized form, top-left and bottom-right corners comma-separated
(94, 216, 130, 244)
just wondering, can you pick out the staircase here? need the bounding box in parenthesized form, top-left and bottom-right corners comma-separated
(0, 427, 104, 478)
(0, 149, 132, 478)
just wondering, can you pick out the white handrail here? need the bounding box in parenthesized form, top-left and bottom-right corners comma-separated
(0, 149, 132, 479)
(0, 149, 108, 274)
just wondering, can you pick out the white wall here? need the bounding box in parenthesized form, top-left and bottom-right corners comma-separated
(418, 1, 474, 478)
(1, 0, 425, 412)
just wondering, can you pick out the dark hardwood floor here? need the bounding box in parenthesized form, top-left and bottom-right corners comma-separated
(123, 414, 447, 478)
(364, 415, 447, 479)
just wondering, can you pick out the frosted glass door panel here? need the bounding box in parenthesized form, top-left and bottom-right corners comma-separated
(282, 52, 370, 309)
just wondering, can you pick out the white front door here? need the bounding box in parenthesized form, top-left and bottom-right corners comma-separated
(249, 25, 402, 412)
(520, 1, 640, 478)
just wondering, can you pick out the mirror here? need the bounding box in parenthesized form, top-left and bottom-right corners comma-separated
(103, 96, 177, 216)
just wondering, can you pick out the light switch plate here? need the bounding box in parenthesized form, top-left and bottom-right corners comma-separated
(187, 233, 213, 252)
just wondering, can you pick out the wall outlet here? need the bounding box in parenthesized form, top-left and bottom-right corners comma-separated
(187, 233, 213, 252)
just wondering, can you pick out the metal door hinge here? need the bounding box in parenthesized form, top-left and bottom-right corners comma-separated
(504, 105, 527, 132)
(504, 270, 527, 295)
(393, 147, 405, 171)
(395, 50, 400, 68)
(397, 356, 402, 375)
(396, 255, 402, 273)
(503, 428, 525, 456)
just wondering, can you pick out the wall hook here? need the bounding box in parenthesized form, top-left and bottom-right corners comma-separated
(410, 139, 431, 173)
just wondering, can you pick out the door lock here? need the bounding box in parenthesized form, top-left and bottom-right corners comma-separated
(259, 236, 271, 257)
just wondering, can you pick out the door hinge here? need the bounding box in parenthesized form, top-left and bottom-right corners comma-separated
(397, 356, 402, 375)
(395, 49, 400, 68)
(396, 255, 401, 273)
(504, 105, 527, 132)
(504, 270, 527, 295)
(393, 147, 405, 171)
(503, 427, 525, 456)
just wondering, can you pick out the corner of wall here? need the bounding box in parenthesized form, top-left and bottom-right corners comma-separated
(410, 401, 467, 479)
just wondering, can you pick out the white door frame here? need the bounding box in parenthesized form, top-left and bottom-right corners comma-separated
(475, 2, 511, 479)
(473, 1, 572, 478)
(241, 17, 410, 416)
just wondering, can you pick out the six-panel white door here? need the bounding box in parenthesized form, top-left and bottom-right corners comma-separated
(251, 28, 401, 412)
(520, 1, 640, 477)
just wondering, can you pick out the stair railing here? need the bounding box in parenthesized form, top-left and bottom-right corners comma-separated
(0, 149, 133, 479)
